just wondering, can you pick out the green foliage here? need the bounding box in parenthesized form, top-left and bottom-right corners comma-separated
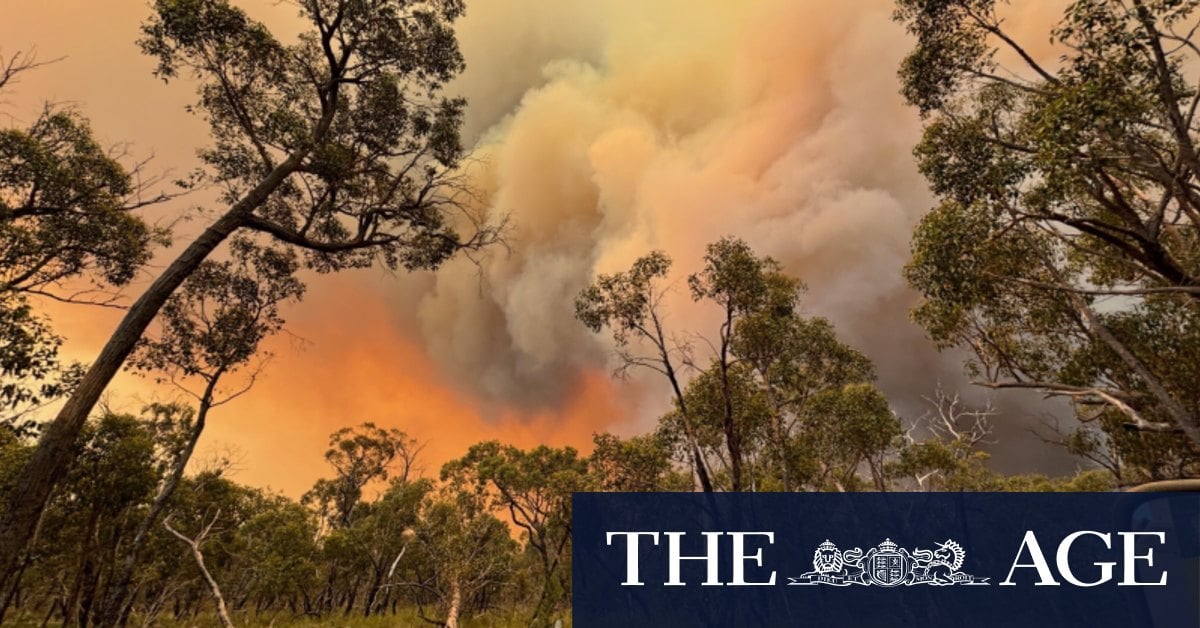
(0, 294, 80, 427)
(443, 441, 587, 627)
(893, 0, 995, 114)
(5, 3, 1186, 622)
(139, 0, 485, 272)
(986, 469, 1117, 493)
(582, 238, 899, 492)
(0, 103, 167, 425)
(589, 432, 691, 492)
(131, 239, 304, 381)
(305, 422, 419, 528)
(896, 0, 1200, 474)
(0, 426, 32, 498)
(688, 237, 778, 315)
(236, 498, 321, 602)
(0, 406, 1117, 627)
(574, 248, 718, 491)
(794, 383, 901, 491)
(0, 107, 168, 293)
(680, 362, 770, 449)
(408, 483, 517, 626)
(890, 433, 995, 491)
(574, 250, 672, 346)
(13, 412, 164, 626)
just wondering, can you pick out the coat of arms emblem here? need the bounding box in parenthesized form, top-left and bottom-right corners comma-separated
(789, 538, 988, 587)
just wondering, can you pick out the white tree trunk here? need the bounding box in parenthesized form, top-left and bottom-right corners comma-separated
(444, 579, 462, 628)
(164, 515, 235, 628)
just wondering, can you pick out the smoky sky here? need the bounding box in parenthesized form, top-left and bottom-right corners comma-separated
(0, 1, 1081, 494)
(407, 0, 1078, 472)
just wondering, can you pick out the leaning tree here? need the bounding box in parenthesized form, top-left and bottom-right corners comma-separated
(0, 0, 498, 583)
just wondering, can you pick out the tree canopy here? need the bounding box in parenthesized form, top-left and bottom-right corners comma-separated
(896, 0, 1200, 478)
(579, 237, 901, 492)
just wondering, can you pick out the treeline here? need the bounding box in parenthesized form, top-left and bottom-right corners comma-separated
(0, 417, 567, 627)
(0, 402, 1112, 627)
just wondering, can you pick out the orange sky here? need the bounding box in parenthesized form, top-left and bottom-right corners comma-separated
(49, 277, 635, 496)
(1, 1, 1079, 496)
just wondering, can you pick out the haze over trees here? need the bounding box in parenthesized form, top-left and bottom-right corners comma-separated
(0, 222, 1114, 625)
(576, 238, 898, 493)
(0, 0, 1197, 625)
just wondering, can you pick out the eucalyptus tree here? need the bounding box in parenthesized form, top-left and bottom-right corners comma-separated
(305, 422, 419, 530)
(442, 441, 588, 627)
(96, 239, 304, 626)
(1, 52, 170, 428)
(23, 413, 159, 626)
(304, 422, 417, 614)
(162, 511, 236, 628)
(0, 0, 498, 579)
(0, 106, 168, 301)
(588, 432, 691, 492)
(0, 298, 75, 431)
(353, 478, 429, 617)
(684, 237, 781, 491)
(407, 483, 515, 628)
(580, 238, 890, 492)
(895, 0, 1200, 473)
(574, 251, 715, 491)
(233, 498, 321, 616)
(733, 287, 878, 490)
(151, 469, 263, 628)
(687, 238, 890, 490)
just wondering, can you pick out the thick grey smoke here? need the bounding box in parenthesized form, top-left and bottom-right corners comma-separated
(400, 0, 1077, 471)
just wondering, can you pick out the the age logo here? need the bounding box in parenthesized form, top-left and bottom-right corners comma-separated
(788, 538, 988, 587)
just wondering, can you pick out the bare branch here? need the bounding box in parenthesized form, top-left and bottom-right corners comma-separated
(0, 48, 63, 93)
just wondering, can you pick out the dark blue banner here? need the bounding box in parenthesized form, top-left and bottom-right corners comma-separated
(572, 492, 1200, 627)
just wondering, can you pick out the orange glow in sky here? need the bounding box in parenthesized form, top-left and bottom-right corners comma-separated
(1, 1, 1077, 495)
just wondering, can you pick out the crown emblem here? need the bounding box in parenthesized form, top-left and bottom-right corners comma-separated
(790, 537, 988, 587)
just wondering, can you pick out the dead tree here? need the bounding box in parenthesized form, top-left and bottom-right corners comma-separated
(162, 511, 234, 628)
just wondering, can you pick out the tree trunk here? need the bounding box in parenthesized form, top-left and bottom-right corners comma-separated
(718, 308, 743, 492)
(0, 557, 27, 623)
(654, 317, 714, 493)
(318, 562, 339, 616)
(444, 579, 462, 628)
(193, 545, 235, 628)
(0, 149, 306, 584)
(0, 213, 242, 586)
(363, 569, 381, 618)
(341, 578, 359, 615)
(164, 517, 234, 628)
(769, 405, 791, 491)
(1041, 252, 1200, 448)
(658, 359, 711, 492)
(62, 509, 100, 627)
(94, 383, 218, 627)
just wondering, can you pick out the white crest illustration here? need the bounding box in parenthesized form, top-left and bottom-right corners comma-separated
(789, 538, 988, 587)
